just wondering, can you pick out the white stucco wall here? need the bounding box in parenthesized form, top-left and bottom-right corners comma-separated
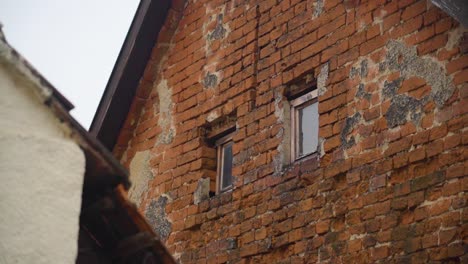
(0, 63, 85, 263)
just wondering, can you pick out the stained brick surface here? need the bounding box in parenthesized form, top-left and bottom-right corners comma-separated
(113, 0, 467, 263)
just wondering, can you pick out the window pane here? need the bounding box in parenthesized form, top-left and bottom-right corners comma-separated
(221, 142, 233, 189)
(298, 102, 318, 156)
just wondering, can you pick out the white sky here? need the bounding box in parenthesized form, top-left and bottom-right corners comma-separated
(0, 0, 139, 129)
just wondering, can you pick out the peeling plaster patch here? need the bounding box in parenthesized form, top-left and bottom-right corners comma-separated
(210, 14, 227, 40)
(446, 27, 465, 50)
(204, 72, 218, 88)
(341, 112, 361, 149)
(120, 150, 128, 164)
(318, 137, 326, 157)
(382, 77, 403, 99)
(312, 0, 324, 18)
(273, 90, 290, 174)
(317, 62, 329, 96)
(156, 79, 175, 144)
(360, 59, 368, 77)
(274, 90, 285, 122)
(385, 94, 422, 128)
(349, 67, 359, 79)
(226, 238, 238, 249)
(386, 40, 455, 107)
(272, 150, 284, 177)
(234, 148, 254, 167)
(349, 59, 368, 79)
(379, 61, 387, 72)
(356, 83, 371, 101)
(145, 196, 172, 241)
(206, 110, 220, 122)
(194, 178, 210, 204)
(128, 150, 153, 206)
(202, 5, 228, 87)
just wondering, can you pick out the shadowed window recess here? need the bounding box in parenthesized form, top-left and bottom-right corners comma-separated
(216, 133, 234, 193)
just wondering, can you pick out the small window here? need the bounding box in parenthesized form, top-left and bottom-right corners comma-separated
(216, 134, 234, 193)
(290, 90, 318, 161)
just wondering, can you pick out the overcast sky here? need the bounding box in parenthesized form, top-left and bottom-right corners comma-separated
(0, 0, 139, 129)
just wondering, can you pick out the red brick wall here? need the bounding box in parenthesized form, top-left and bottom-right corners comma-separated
(114, 0, 467, 262)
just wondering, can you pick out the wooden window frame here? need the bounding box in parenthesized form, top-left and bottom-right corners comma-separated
(215, 133, 234, 194)
(290, 89, 318, 162)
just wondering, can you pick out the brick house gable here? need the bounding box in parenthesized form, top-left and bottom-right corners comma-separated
(93, 0, 467, 263)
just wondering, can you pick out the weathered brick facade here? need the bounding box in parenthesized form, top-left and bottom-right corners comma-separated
(113, 0, 467, 262)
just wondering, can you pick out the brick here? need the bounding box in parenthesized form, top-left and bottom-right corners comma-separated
(406, 25, 435, 45)
(435, 18, 452, 34)
(371, 246, 389, 260)
(417, 34, 448, 55)
(316, 220, 330, 235)
(426, 140, 444, 158)
(384, 137, 412, 157)
(383, 11, 401, 31)
(453, 68, 468, 85)
(401, 0, 426, 21)
(359, 34, 389, 56)
(439, 228, 457, 245)
(446, 55, 468, 74)
(427, 199, 451, 217)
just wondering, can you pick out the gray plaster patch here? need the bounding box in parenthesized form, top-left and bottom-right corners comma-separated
(234, 148, 254, 166)
(385, 94, 422, 128)
(446, 27, 464, 50)
(341, 112, 361, 149)
(317, 62, 329, 96)
(382, 77, 403, 99)
(313, 0, 324, 18)
(128, 150, 153, 206)
(145, 196, 172, 241)
(206, 110, 220, 122)
(379, 61, 387, 72)
(349, 59, 368, 79)
(203, 72, 218, 88)
(226, 238, 237, 249)
(210, 14, 227, 40)
(194, 178, 210, 204)
(156, 79, 175, 144)
(349, 67, 359, 79)
(356, 83, 371, 101)
(273, 90, 291, 175)
(385, 40, 455, 107)
(360, 59, 368, 78)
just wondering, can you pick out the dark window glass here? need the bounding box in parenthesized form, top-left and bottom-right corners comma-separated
(221, 142, 233, 190)
(298, 101, 318, 157)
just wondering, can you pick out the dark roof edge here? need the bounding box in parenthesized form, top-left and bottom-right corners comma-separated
(90, 0, 171, 150)
(431, 0, 468, 27)
(89, 0, 151, 134)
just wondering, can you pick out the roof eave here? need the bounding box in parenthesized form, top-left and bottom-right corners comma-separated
(90, 0, 172, 151)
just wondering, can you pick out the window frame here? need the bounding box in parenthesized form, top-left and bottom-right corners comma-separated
(290, 89, 318, 162)
(215, 133, 234, 194)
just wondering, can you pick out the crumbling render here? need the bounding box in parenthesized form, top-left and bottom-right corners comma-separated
(155, 79, 175, 144)
(145, 195, 172, 241)
(312, 0, 324, 19)
(384, 40, 455, 108)
(194, 178, 211, 204)
(343, 39, 457, 147)
(209, 14, 227, 40)
(128, 150, 153, 206)
(341, 112, 361, 149)
(385, 94, 423, 128)
(317, 62, 329, 96)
